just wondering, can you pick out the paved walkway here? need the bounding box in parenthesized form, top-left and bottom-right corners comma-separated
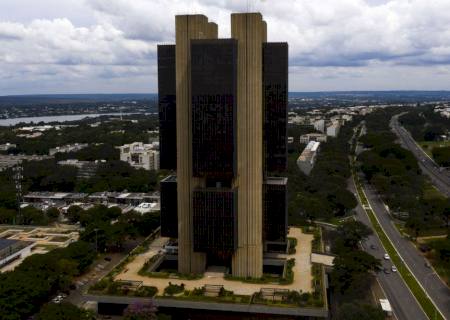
(115, 227, 313, 295)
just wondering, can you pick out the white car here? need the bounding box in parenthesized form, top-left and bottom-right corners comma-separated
(391, 266, 397, 272)
(384, 253, 390, 260)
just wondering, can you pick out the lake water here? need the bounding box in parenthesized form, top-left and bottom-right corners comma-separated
(0, 113, 138, 126)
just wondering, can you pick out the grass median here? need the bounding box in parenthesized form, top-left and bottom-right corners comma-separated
(355, 180, 444, 320)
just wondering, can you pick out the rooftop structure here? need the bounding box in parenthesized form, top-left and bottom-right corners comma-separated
(299, 133, 328, 144)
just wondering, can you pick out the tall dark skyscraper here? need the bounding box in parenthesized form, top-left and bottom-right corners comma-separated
(159, 13, 288, 278)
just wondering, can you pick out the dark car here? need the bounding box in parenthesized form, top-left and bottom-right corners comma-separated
(383, 268, 391, 274)
(104, 256, 112, 262)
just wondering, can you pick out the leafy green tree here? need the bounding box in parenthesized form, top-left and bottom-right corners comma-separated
(432, 147, 450, 167)
(66, 205, 83, 223)
(331, 250, 381, 296)
(335, 220, 373, 250)
(36, 303, 95, 320)
(336, 302, 385, 320)
(20, 206, 48, 225)
(47, 207, 60, 221)
(0, 241, 95, 319)
(0, 207, 16, 224)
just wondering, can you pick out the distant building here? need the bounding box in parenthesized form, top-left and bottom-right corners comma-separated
(297, 141, 320, 175)
(0, 143, 16, 152)
(313, 119, 325, 133)
(23, 191, 160, 213)
(57, 159, 102, 179)
(49, 143, 89, 156)
(133, 202, 160, 214)
(0, 154, 52, 172)
(119, 142, 160, 170)
(288, 137, 294, 144)
(342, 114, 353, 122)
(299, 133, 327, 144)
(326, 124, 340, 137)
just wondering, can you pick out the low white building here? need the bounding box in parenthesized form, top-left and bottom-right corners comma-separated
(119, 142, 160, 171)
(297, 141, 320, 175)
(299, 133, 328, 144)
(326, 124, 340, 137)
(133, 202, 161, 214)
(0, 143, 16, 151)
(49, 143, 89, 156)
(313, 119, 325, 133)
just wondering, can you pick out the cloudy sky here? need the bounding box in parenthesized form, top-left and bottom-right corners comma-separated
(1, 0, 450, 95)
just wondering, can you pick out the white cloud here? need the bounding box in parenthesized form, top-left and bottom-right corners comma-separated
(1, 0, 450, 94)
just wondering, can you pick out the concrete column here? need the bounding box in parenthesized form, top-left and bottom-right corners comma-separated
(231, 13, 265, 278)
(175, 14, 217, 274)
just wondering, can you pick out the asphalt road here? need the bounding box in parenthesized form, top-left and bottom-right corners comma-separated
(348, 179, 428, 320)
(363, 182, 450, 319)
(390, 114, 450, 197)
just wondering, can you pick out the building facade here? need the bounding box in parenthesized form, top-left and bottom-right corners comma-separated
(326, 124, 340, 137)
(119, 142, 160, 171)
(159, 13, 288, 278)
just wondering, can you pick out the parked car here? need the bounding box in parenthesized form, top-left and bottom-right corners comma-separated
(383, 268, 391, 274)
(384, 253, 390, 260)
(391, 266, 397, 272)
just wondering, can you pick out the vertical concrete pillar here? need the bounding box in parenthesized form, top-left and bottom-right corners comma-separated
(175, 15, 217, 274)
(231, 13, 265, 278)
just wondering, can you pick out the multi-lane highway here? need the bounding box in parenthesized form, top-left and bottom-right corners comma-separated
(348, 179, 428, 320)
(362, 183, 450, 319)
(390, 114, 450, 197)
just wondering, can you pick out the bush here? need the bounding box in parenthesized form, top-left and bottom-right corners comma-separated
(280, 259, 295, 285)
(90, 278, 110, 291)
(288, 237, 297, 254)
(135, 286, 158, 297)
(164, 282, 185, 296)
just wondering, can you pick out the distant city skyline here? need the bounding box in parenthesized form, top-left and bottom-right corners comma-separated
(1, 0, 450, 95)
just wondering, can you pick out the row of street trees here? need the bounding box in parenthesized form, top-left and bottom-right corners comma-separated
(358, 109, 450, 236)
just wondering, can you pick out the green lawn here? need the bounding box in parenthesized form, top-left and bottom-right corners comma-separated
(354, 178, 444, 320)
(425, 239, 450, 287)
(419, 141, 450, 157)
(423, 182, 447, 201)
